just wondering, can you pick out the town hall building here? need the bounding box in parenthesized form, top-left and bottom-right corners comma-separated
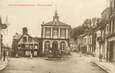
(41, 11, 71, 55)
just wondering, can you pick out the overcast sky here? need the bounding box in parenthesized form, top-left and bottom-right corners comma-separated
(0, 0, 108, 46)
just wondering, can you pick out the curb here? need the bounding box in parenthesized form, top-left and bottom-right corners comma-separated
(80, 54, 114, 73)
(0, 58, 8, 71)
(91, 62, 111, 73)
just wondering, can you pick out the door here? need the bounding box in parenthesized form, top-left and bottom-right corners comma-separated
(52, 41, 58, 50)
(109, 42, 113, 62)
(112, 42, 115, 62)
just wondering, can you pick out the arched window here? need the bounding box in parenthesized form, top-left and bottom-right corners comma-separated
(60, 41, 66, 51)
(45, 41, 50, 50)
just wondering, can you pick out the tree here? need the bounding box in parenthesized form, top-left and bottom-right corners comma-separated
(71, 25, 85, 40)
(82, 19, 91, 29)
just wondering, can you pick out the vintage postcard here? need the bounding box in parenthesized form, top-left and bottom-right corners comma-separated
(0, 0, 114, 73)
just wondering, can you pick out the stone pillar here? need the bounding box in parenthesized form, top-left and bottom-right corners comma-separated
(43, 27, 45, 38)
(58, 28, 60, 38)
(42, 41, 45, 54)
(58, 41, 60, 49)
(50, 40, 53, 48)
(51, 28, 53, 38)
(66, 29, 68, 39)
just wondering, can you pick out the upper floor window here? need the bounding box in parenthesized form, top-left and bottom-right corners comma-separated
(28, 37, 32, 42)
(60, 28, 66, 38)
(23, 37, 27, 42)
(45, 27, 51, 37)
(106, 24, 109, 34)
(53, 28, 58, 37)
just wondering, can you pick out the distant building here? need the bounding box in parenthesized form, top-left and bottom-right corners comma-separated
(41, 11, 71, 55)
(12, 27, 42, 57)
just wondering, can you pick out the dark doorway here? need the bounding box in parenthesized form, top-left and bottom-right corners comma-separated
(52, 41, 58, 49)
(109, 42, 114, 62)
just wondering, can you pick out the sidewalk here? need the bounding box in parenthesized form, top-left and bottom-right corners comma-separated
(84, 55, 115, 73)
(0, 58, 8, 71)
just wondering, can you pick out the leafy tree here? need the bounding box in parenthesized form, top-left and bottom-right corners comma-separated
(71, 25, 85, 40)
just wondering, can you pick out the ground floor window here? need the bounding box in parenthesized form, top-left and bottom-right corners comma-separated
(34, 44, 38, 49)
(60, 41, 66, 51)
(25, 51, 30, 56)
(44, 41, 50, 54)
(34, 51, 38, 56)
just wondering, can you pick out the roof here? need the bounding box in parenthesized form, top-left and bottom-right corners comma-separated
(17, 33, 41, 43)
(41, 11, 71, 27)
(13, 33, 22, 40)
(42, 20, 70, 27)
(34, 37, 42, 42)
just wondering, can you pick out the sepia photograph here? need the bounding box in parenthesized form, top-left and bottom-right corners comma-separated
(0, 0, 114, 73)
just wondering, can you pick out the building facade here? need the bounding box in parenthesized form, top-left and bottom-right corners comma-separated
(0, 17, 7, 59)
(12, 27, 42, 57)
(106, 0, 115, 62)
(41, 11, 71, 55)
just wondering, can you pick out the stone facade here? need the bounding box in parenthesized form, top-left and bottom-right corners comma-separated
(41, 11, 71, 55)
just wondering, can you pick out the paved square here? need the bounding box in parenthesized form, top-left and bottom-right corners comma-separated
(1, 53, 107, 73)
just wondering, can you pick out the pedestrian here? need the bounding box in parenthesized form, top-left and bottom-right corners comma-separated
(30, 53, 32, 59)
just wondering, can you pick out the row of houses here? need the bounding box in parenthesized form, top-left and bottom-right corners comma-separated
(77, 0, 115, 62)
(0, 17, 8, 59)
(12, 11, 71, 57)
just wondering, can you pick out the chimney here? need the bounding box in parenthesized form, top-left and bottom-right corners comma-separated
(22, 27, 28, 34)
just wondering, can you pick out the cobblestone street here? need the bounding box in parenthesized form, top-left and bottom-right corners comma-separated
(0, 53, 107, 73)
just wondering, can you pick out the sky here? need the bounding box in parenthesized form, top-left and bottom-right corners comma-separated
(0, 0, 108, 46)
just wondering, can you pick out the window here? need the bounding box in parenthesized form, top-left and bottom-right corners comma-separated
(53, 28, 58, 38)
(60, 28, 66, 38)
(60, 42, 66, 50)
(25, 51, 30, 56)
(25, 44, 29, 49)
(45, 27, 51, 37)
(34, 51, 38, 56)
(34, 44, 38, 49)
(29, 44, 33, 49)
(23, 37, 27, 42)
(28, 37, 32, 42)
(45, 41, 50, 50)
